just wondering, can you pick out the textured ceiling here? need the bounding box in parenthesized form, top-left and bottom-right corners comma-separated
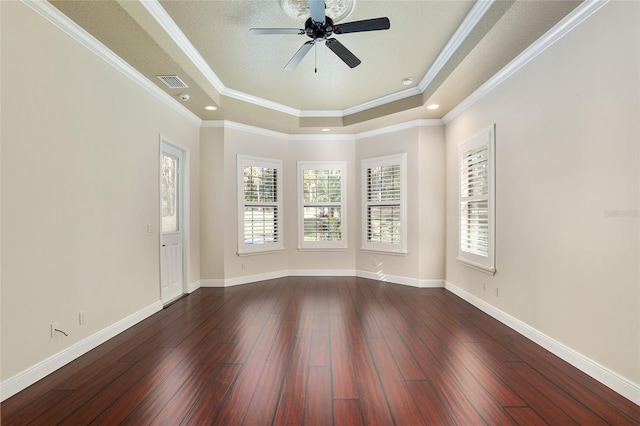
(50, 0, 582, 133)
(159, 0, 475, 110)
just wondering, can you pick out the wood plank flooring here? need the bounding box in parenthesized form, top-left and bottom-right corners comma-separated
(2, 277, 639, 425)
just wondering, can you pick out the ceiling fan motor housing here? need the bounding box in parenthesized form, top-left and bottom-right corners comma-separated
(305, 17, 334, 40)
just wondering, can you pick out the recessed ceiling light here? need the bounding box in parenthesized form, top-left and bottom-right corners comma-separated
(205, 105, 217, 111)
(321, 128, 331, 132)
(427, 104, 440, 110)
(401, 77, 414, 86)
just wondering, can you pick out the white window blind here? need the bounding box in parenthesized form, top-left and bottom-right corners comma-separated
(237, 155, 283, 255)
(362, 154, 407, 254)
(460, 146, 488, 256)
(298, 162, 347, 250)
(458, 125, 495, 274)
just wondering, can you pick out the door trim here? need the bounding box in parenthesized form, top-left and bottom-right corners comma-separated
(160, 135, 190, 301)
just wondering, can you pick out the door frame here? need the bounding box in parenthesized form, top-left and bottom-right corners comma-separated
(159, 135, 190, 300)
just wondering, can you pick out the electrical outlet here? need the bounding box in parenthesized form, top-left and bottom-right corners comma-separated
(79, 311, 86, 325)
(492, 286, 499, 297)
(50, 323, 58, 338)
(241, 262, 246, 270)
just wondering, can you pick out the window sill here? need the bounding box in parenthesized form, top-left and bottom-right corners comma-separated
(237, 248, 285, 257)
(457, 257, 496, 275)
(361, 247, 408, 256)
(297, 246, 348, 252)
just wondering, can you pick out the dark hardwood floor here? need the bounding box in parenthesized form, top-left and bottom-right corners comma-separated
(2, 277, 639, 425)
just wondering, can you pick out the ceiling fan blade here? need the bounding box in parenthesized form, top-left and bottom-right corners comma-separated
(285, 41, 315, 70)
(309, 0, 326, 24)
(249, 28, 305, 35)
(325, 38, 361, 68)
(333, 17, 391, 34)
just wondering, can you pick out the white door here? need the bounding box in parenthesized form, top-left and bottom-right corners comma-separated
(160, 143, 184, 304)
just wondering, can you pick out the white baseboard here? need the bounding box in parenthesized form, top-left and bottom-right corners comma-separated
(444, 281, 640, 405)
(0, 300, 163, 402)
(356, 270, 444, 288)
(187, 280, 201, 293)
(199, 270, 443, 289)
(199, 278, 225, 288)
(419, 279, 446, 288)
(224, 270, 289, 286)
(7, 276, 635, 406)
(200, 270, 290, 288)
(289, 269, 355, 277)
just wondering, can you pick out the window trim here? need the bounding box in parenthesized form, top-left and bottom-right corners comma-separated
(457, 124, 496, 275)
(237, 155, 284, 256)
(297, 161, 347, 251)
(361, 153, 408, 254)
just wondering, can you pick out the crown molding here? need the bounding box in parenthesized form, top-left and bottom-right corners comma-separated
(140, 0, 226, 93)
(290, 133, 356, 142)
(343, 86, 423, 116)
(200, 120, 225, 128)
(202, 120, 290, 139)
(142, 0, 302, 119)
(142, 0, 492, 120)
(222, 88, 302, 117)
(225, 121, 289, 139)
(356, 119, 443, 140)
(21, 0, 202, 126)
(323, 0, 494, 117)
(418, 0, 495, 93)
(442, 0, 609, 124)
(203, 118, 443, 139)
(31, 0, 606, 131)
(299, 109, 345, 118)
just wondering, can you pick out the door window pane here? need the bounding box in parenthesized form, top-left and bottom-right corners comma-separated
(162, 153, 179, 232)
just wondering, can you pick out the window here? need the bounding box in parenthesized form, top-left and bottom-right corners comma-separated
(457, 124, 496, 274)
(237, 155, 283, 255)
(361, 153, 407, 254)
(298, 161, 347, 250)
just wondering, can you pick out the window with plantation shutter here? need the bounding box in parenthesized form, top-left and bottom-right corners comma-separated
(361, 153, 407, 254)
(457, 125, 496, 274)
(237, 155, 283, 255)
(297, 161, 347, 250)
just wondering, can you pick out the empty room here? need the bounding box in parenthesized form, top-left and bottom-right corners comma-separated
(1, 0, 639, 424)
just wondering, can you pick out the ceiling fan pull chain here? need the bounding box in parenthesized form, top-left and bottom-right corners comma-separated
(315, 43, 318, 73)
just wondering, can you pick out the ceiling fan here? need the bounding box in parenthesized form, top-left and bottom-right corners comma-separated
(249, 0, 390, 70)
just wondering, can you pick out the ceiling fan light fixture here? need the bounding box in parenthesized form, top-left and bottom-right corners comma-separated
(280, 0, 355, 23)
(251, 1, 389, 71)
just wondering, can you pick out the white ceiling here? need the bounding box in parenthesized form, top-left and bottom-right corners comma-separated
(50, 0, 582, 134)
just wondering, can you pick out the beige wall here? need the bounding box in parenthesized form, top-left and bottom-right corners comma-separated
(287, 137, 357, 272)
(198, 126, 445, 283)
(222, 128, 290, 278)
(200, 126, 225, 279)
(3, 0, 637, 401)
(1, 1, 201, 381)
(445, 0, 639, 384)
(355, 126, 446, 282)
(419, 126, 446, 280)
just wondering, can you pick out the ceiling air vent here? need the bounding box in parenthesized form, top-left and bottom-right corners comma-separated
(157, 75, 188, 89)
